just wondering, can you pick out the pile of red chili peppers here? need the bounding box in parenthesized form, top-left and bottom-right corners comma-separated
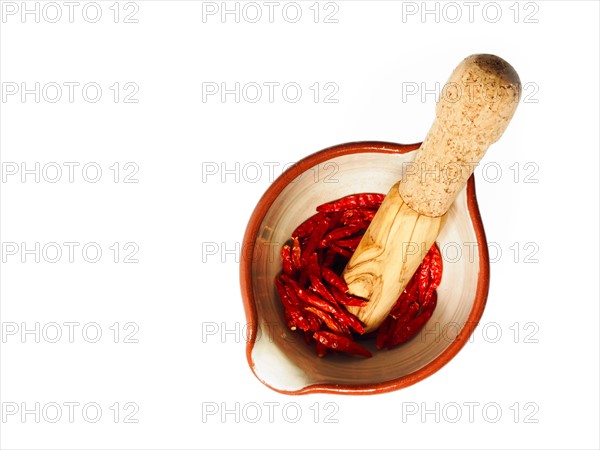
(275, 193, 443, 358)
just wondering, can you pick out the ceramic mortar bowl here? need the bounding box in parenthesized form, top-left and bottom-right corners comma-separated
(240, 142, 489, 395)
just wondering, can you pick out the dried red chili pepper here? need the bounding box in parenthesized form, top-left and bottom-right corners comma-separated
(303, 309, 326, 333)
(336, 320, 351, 336)
(342, 208, 377, 225)
(291, 237, 302, 271)
(281, 244, 294, 276)
(387, 292, 438, 348)
(321, 248, 337, 268)
(275, 193, 443, 357)
(324, 211, 344, 233)
(302, 290, 339, 315)
(304, 331, 313, 345)
(332, 304, 365, 334)
(376, 316, 393, 350)
(313, 331, 372, 358)
(330, 285, 368, 308)
(321, 267, 349, 293)
(395, 302, 420, 324)
(316, 193, 385, 213)
(309, 277, 336, 304)
(322, 224, 366, 244)
(328, 242, 353, 259)
(283, 309, 296, 331)
(292, 212, 325, 239)
(304, 306, 343, 334)
(307, 253, 337, 305)
(281, 274, 339, 315)
(275, 277, 310, 332)
(315, 341, 328, 357)
(378, 245, 442, 347)
(390, 294, 414, 320)
(300, 217, 330, 268)
(334, 236, 363, 252)
(390, 277, 418, 319)
(425, 244, 443, 303)
(418, 253, 431, 298)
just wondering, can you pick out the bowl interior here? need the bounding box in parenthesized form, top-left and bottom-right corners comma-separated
(242, 143, 488, 394)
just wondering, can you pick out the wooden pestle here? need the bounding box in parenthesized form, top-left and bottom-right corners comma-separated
(343, 54, 521, 332)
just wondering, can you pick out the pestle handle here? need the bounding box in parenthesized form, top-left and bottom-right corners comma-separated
(400, 54, 521, 217)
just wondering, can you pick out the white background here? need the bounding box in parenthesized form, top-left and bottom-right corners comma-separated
(1, 1, 598, 449)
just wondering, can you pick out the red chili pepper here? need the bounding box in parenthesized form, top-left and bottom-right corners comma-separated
(304, 331, 313, 345)
(292, 212, 325, 239)
(315, 341, 328, 357)
(390, 295, 413, 320)
(375, 316, 396, 350)
(313, 331, 372, 358)
(300, 217, 330, 268)
(303, 290, 339, 315)
(330, 285, 368, 308)
(309, 278, 337, 304)
(304, 306, 343, 334)
(336, 320, 351, 336)
(424, 244, 443, 304)
(308, 277, 333, 301)
(321, 248, 337, 268)
(303, 309, 325, 333)
(307, 252, 321, 278)
(342, 208, 376, 225)
(334, 235, 363, 252)
(291, 237, 302, 271)
(281, 244, 294, 276)
(324, 211, 344, 232)
(281, 274, 339, 315)
(276, 277, 297, 307)
(390, 276, 418, 319)
(387, 292, 438, 348)
(418, 253, 431, 299)
(283, 309, 296, 331)
(379, 245, 441, 347)
(316, 193, 385, 213)
(328, 242, 353, 259)
(275, 277, 310, 332)
(395, 302, 420, 324)
(307, 253, 337, 305)
(275, 193, 442, 357)
(322, 224, 366, 244)
(332, 305, 365, 334)
(321, 267, 349, 293)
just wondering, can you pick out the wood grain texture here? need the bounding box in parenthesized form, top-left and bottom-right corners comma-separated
(343, 182, 446, 332)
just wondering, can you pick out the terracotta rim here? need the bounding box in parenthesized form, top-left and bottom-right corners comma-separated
(240, 141, 490, 395)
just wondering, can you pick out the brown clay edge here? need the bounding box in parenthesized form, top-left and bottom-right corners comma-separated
(240, 141, 489, 395)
